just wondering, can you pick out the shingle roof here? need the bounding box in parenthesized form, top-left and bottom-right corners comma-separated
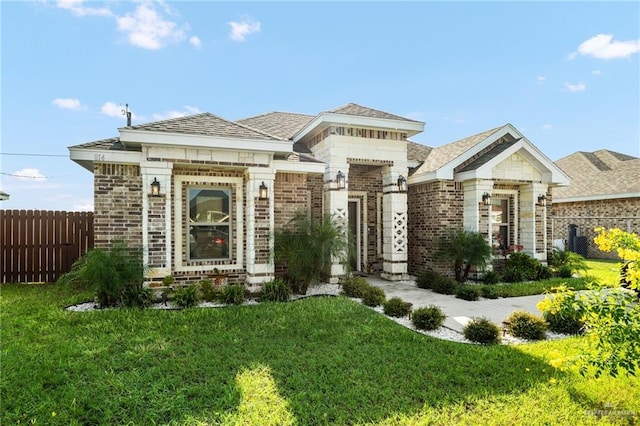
(554, 150, 640, 199)
(126, 113, 283, 140)
(68, 137, 142, 151)
(457, 137, 520, 172)
(406, 140, 433, 162)
(413, 125, 504, 174)
(237, 112, 314, 140)
(327, 103, 420, 122)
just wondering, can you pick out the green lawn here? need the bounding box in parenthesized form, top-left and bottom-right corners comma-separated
(1, 284, 638, 425)
(583, 259, 622, 286)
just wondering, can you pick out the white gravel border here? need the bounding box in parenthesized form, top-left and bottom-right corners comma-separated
(65, 283, 568, 345)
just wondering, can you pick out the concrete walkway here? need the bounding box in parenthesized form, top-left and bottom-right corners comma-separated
(364, 275, 546, 333)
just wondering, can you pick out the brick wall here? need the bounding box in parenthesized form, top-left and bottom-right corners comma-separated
(407, 180, 463, 276)
(552, 196, 640, 259)
(147, 196, 166, 269)
(94, 163, 143, 249)
(274, 172, 312, 229)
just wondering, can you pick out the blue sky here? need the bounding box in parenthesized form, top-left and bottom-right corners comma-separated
(1, 1, 639, 211)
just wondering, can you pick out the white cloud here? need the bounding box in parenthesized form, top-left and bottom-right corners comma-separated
(189, 36, 202, 48)
(152, 106, 202, 121)
(536, 75, 546, 84)
(592, 69, 603, 75)
(564, 82, 586, 93)
(56, 0, 112, 17)
(570, 33, 640, 60)
(14, 168, 47, 181)
(52, 97, 86, 110)
(72, 202, 94, 211)
(116, 2, 186, 50)
(541, 123, 552, 130)
(229, 17, 261, 42)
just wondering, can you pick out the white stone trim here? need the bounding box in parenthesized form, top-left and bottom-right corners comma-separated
(554, 192, 640, 203)
(173, 175, 244, 272)
(349, 191, 368, 272)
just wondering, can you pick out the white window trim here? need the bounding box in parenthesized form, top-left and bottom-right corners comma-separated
(489, 189, 519, 254)
(174, 175, 244, 272)
(187, 187, 232, 262)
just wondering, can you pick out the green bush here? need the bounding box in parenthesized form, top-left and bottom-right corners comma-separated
(57, 239, 145, 308)
(480, 286, 501, 299)
(482, 270, 501, 284)
(537, 265, 553, 280)
(412, 305, 446, 331)
(383, 297, 413, 317)
(340, 276, 370, 298)
(121, 283, 154, 308)
(431, 275, 458, 295)
(537, 287, 585, 335)
(503, 311, 547, 340)
(549, 248, 588, 277)
(503, 252, 540, 282)
(463, 318, 501, 344)
(416, 269, 441, 289)
(222, 284, 245, 305)
(436, 228, 493, 282)
(260, 279, 291, 303)
(556, 264, 573, 278)
(173, 285, 201, 308)
(199, 279, 220, 302)
(545, 311, 585, 335)
(361, 286, 386, 307)
(455, 285, 481, 301)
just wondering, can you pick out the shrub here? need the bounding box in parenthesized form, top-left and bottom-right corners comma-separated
(412, 305, 446, 331)
(537, 265, 553, 280)
(537, 286, 585, 335)
(260, 279, 291, 303)
(482, 270, 501, 285)
(173, 284, 201, 308)
(463, 318, 501, 344)
(503, 252, 540, 282)
(57, 239, 145, 308)
(383, 297, 412, 317)
(340, 276, 370, 298)
(222, 284, 245, 305)
(162, 275, 174, 286)
(556, 264, 573, 278)
(455, 286, 481, 301)
(121, 283, 154, 308)
(416, 269, 441, 289)
(480, 286, 501, 299)
(431, 275, 458, 295)
(503, 311, 547, 340)
(199, 279, 219, 302)
(436, 228, 493, 282)
(361, 286, 386, 307)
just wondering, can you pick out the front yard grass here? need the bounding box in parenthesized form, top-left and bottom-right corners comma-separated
(1, 284, 638, 425)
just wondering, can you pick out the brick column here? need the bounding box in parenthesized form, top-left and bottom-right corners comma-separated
(246, 169, 275, 287)
(141, 163, 173, 283)
(381, 167, 408, 281)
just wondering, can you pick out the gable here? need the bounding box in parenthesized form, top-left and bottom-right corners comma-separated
(492, 152, 543, 182)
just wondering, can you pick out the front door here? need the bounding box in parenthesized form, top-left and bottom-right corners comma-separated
(348, 199, 361, 272)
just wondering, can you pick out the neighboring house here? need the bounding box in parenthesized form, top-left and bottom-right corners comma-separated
(0, 191, 9, 201)
(69, 103, 569, 287)
(552, 150, 640, 259)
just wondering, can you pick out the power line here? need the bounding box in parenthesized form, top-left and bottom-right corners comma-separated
(0, 172, 75, 179)
(0, 152, 68, 157)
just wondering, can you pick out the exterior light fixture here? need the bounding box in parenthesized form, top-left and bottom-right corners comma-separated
(482, 192, 492, 206)
(397, 175, 407, 192)
(259, 181, 268, 200)
(150, 177, 160, 196)
(538, 194, 547, 206)
(336, 171, 346, 190)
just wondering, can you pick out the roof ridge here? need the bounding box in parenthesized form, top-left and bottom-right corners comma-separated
(433, 124, 505, 150)
(126, 112, 213, 129)
(231, 118, 287, 141)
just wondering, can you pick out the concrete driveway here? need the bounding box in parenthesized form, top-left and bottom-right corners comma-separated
(364, 275, 547, 333)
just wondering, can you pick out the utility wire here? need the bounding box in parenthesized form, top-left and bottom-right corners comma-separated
(0, 172, 75, 179)
(0, 152, 67, 157)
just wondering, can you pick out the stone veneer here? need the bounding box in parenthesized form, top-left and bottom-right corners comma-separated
(93, 163, 143, 249)
(552, 197, 640, 259)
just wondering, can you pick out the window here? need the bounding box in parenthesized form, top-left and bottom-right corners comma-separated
(188, 188, 230, 260)
(491, 198, 509, 254)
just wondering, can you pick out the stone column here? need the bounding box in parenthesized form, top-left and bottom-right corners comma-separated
(381, 167, 408, 281)
(463, 179, 494, 240)
(141, 162, 173, 282)
(520, 182, 547, 259)
(324, 164, 349, 282)
(245, 169, 275, 287)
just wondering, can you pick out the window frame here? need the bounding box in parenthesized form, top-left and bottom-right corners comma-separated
(187, 187, 231, 261)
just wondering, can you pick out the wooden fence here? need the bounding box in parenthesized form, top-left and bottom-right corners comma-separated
(1, 210, 94, 283)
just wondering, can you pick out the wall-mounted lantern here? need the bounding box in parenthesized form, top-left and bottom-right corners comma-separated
(259, 181, 268, 200)
(397, 175, 407, 192)
(538, 194, 547, 206)
(336, 171, 346, 190)
(482, 192, 492, 205)
(150, 177, 160, 196)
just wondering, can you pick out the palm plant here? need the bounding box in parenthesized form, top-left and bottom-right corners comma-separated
(436, 228, 492, 283)
(274, 211, 348, 294)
